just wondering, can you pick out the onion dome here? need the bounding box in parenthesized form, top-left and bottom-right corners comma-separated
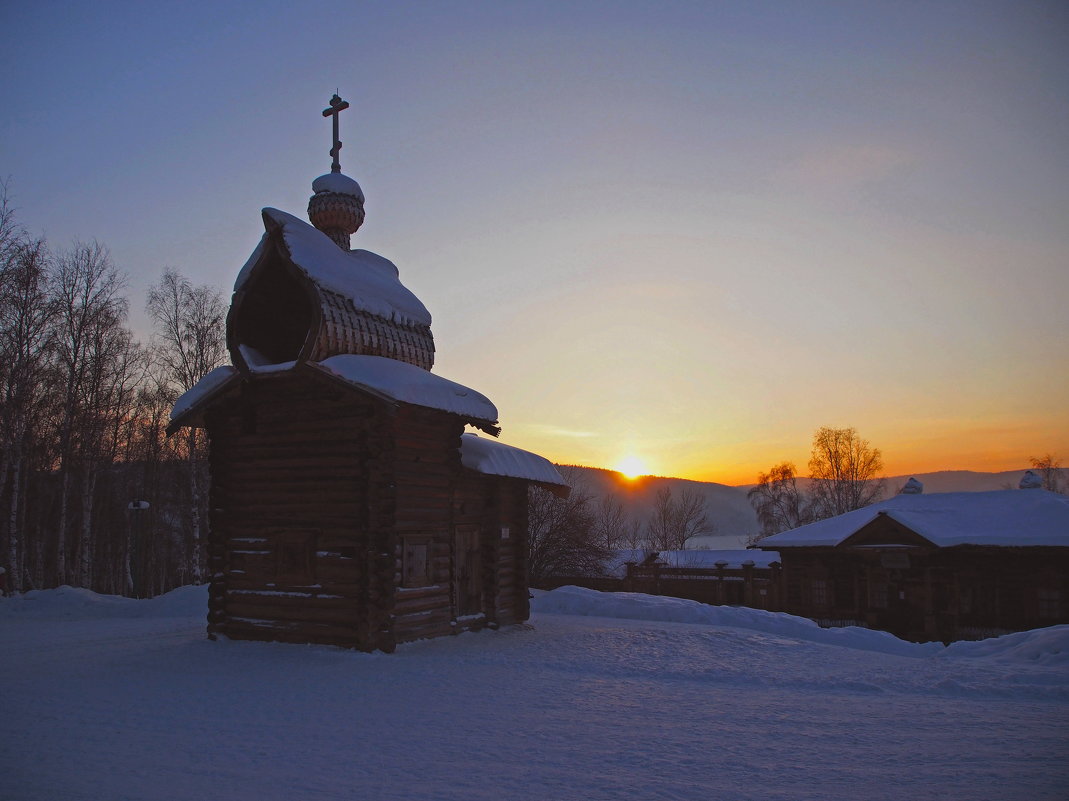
(308, 172, 365, 250)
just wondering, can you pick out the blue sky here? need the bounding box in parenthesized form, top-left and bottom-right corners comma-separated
(2, 1, 1067, 482)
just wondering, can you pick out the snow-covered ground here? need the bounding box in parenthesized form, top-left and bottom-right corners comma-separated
(2, 586, 1067, 801)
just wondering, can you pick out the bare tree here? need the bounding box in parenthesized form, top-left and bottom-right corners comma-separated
(808, 426, 884, 519)
(0, 201, 53, 592)
(147, 269, 227, 583)
(746, 462, 814, 544)
(1029, 454, 1064, 494)
(527, 466, 612, 585)
(646, 485, 713, 550)
(49, 242, 128, 586)
(592, 492, 643, 550)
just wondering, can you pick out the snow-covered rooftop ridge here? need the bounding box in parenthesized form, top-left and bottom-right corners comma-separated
(604, 549, 780, 578)
(316, 355, 497, 425)
(460, 433, 567, 487)
(759, 489, 1069, 548)
(169, 366, 238, 423)
(900, 477, 924, 494)
(312, 172, 364, 201)
(235, 208, 431, 328)
(1019, 470, 1043, 489)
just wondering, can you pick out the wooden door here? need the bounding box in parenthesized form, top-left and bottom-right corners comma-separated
(453, 526, 483, 618)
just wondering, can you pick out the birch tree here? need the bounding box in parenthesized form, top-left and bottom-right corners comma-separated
(50, 242, 127, 586)
(747, 462, 815, 543)
(147, 269, 226, 583)
(646, 486, 713, 550)
(808, 426, 884, 518)
(0, 238, 54, 592)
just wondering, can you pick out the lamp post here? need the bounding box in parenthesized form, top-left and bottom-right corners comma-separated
(127, 500, 150, 598)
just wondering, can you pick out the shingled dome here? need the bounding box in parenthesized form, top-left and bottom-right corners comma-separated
(226, 208, 436, 372)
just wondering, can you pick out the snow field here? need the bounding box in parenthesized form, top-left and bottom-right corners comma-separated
(2, 585, 1067, 801)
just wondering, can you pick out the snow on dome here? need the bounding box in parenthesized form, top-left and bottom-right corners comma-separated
(169, 366, 238, 423)
(760, 489, 1069, 549)
(1019, 470, 1043, 490)
(460, 433, 567, 487)
(312, 172, 365, 202)
(247, 208, 431, 328)
(315, 355, 497, 425)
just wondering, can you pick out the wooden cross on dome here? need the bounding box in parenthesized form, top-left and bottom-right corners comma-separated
(323, 93, 350, 174)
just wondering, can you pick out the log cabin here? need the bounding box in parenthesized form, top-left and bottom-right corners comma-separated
(757, 474, 1069, 642)
(168, 98, 567, 652)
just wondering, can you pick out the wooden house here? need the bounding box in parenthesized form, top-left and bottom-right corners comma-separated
(169, 123, 567, 652)
(757, 476, 1069, 642)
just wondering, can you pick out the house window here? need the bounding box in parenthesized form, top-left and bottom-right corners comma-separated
(1038, 589, 1062, 620)
(811, 579, 828, 607)
(402, 538, 430, 588)
(274, 530, 317, 584)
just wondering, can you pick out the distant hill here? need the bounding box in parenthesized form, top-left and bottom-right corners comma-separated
(559, 466, 757, 548)
(559, 465, 1056, 546)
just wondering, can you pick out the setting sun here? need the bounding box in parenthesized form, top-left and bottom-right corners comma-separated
(615, 455, 648, 480)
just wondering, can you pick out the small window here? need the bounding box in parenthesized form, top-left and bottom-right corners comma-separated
(402, 539, 430, 588)
(811, 579, 828, 607)
(274, 530, 317, 584)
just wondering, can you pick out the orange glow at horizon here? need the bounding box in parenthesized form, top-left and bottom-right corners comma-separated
(614, 455, 648, 480)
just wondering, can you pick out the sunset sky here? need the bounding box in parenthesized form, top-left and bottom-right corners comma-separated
(2, 1, 1067, 485)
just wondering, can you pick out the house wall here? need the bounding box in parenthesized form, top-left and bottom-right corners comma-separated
(204, 374, 381, 649)
(776, 546, 1069, 642)
(389, 404, 465, 645)
(451, 474, 531, 630)
(203, 374, 533, 651)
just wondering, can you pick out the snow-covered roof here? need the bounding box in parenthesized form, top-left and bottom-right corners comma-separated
(759, 489, 1069, 549)
(604, 549, 780, 578)
(169, 366, 239, 424)
(170, 355, 499, 432)
(312, 171, 364, 201)
(235, 208, 431, 328)
(460, 433, 567, 488)
(314, 355, 497, 426)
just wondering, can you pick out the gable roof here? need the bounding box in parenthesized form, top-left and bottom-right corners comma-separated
(460, 433, 568, 494)
(759, 489, 1069, 549)
(168, 356, 499, 435)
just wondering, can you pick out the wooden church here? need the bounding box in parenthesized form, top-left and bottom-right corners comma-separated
(169, 96, 567, 652)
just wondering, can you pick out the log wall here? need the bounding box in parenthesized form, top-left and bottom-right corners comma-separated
(202, 373, 534, 651)
(776, 546, 1069, 642)
(205, 374, 378, 649)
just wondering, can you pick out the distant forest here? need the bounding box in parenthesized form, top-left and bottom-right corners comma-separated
(0, 186, 224, 596)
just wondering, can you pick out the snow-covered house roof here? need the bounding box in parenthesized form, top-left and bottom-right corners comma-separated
(314, 356, 497, 429)
(460, 433, 569, 495)
(758, 489, 1069, 549)
(168, 356, 501, 435)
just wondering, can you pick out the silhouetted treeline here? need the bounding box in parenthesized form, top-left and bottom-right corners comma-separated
(0, 184, 223, 596)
